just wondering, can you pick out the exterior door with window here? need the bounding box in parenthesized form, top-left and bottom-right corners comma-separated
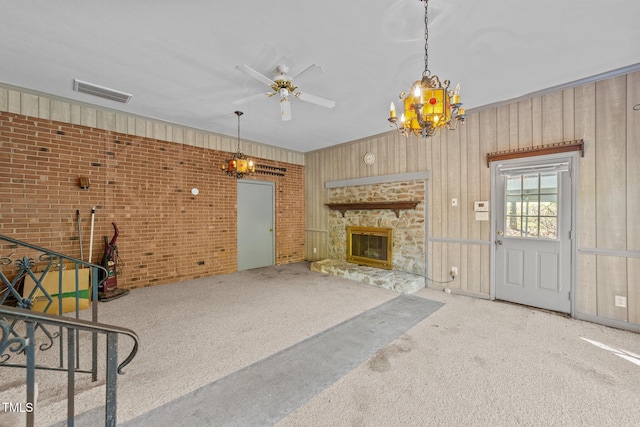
(494, 158, 573, 313)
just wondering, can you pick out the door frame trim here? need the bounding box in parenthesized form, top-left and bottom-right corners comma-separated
(237, 179, 276, 270)
(489, 151, 580, 316)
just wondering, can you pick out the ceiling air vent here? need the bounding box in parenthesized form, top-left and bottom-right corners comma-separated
(73, 79, 133, 104)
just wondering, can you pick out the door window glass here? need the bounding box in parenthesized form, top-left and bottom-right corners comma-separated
(505, 172, 558, 238)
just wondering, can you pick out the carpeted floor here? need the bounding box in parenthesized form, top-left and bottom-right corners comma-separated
(11, 262, 640, 426)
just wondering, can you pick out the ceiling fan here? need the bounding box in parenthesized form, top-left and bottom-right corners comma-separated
(233, 64, 336, 121)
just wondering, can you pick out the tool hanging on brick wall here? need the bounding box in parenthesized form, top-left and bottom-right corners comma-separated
(98, 222, 129, 302)
(88, 206, 96, 264)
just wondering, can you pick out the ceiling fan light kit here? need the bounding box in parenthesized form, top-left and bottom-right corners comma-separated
(234, 63, 336, 121)
(389, 0, 465, 138)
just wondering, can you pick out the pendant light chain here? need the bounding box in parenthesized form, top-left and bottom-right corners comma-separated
(423, 0, 430, 77)
(236, 110, 243, 154)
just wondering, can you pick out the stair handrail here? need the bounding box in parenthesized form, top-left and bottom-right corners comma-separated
(0, 304, 139, 373)
(1, 304, 139, 426)
(0, 234, 108, 281)
(1, 233, 108, 380)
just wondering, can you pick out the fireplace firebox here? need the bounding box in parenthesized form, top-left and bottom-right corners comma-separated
(347, 226, 393, 270)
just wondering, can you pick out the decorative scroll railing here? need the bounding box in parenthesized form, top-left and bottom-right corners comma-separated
(0, 234, 103, 378)
(0, 305, 139, 426)
(0, 234, 139, 426)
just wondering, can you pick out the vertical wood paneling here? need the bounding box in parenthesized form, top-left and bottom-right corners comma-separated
(574, 82, 597, 313)
(577, 254, 598, 314)
(496, 104, 510, 152)
(627, 71, 640, 251)
(575, 83, 597, 248)
(596, 256, 628, 321)
(509, 103, 519, 150)
(21, 93, 39, 117)
(0, 83, 304, 166)
(396, 134, 407, 173)
(0, 87, 7, 110)
(531, 96, 542, 146)
(541, 91, 564, 143)
(38, 96, 50, 119)
(446, 129, 461, 288)
(80, 106, 97, 128)
(480, 245, 490, 295)
(592, 67, 629, 324)
(629, 258, 640, 324)
(447, 131, 461, 240)
(562, 88, 575, 141)
(431, 135, 443, 239)
(52, 100, 71, 123)
(97, 110, 116, 131)
(466, 114, 481, 241)
(459, 124, 469, 240)
(596, 76, 627, 250)
(8, 90, 21, 113)
(479, 109, 496, 241)
(406, 136, 419, 172)
(16, 93, 37, 118)
(459, 124, 469, 291)
(439, 131, 448, 282)
(300, 70, 638, 330)
(518, 98, 534, 147)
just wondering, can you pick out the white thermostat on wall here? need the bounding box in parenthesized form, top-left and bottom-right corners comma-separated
(363, 152, 376, 165)
(474, 201, 489, 212)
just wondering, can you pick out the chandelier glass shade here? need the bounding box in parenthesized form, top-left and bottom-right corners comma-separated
(221, 111, 255, 178)
(389, 0, 465, 137)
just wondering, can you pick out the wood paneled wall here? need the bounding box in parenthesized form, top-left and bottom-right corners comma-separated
(0, 84, 305, 166)
(305, 70, 640, 330)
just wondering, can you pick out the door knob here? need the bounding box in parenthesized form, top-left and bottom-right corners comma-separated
(269, 228, 273, 232)
(495, 239, 503, 245)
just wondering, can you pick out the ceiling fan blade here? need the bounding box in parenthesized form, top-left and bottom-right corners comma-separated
(235, 65, 276, 86)
(291, 64, 324, 84)
(232, 92, 270, 105)
(280, 98, 292, 121)
(296, 92, 336, 109)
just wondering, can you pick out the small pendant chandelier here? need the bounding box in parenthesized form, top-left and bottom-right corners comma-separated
(388, 0, 465, 138)
(221, 111, 255, 178)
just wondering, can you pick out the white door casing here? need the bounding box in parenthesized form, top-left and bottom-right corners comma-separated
(492, 154, 577, 313)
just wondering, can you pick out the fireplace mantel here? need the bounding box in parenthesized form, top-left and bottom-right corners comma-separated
(325, 201, 419, 218)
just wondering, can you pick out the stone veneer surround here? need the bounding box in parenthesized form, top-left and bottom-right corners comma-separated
(327, 179, 426, 275)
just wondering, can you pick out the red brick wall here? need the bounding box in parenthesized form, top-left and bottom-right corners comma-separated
(0, 111, 305, 289)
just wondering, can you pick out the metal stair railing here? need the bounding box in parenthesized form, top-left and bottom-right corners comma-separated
(1, 304, 139, 427)
(0, 234, 103, 381)
(0, 234, 138, 426)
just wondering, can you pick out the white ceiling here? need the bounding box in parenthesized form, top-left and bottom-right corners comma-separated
(1, 0, 639, 153)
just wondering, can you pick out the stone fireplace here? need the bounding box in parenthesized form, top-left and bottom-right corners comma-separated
(325, 179, 426, 276)
(347, 226, 393, 269)
(311, 174, 428, 294)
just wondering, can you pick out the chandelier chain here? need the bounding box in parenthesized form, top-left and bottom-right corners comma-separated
(236, 111, 242, 154)
(423, 0, 430, 77)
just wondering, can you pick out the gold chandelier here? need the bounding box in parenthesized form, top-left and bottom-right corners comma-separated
(221, 111, 255, 178)
(388, 0, 465, 137)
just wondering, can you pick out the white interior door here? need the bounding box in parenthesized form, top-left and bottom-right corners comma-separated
(494, 158, 573, 313)
(237, 180, 275, 270)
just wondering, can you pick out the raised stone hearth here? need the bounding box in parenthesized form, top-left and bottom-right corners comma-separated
(326, 179, 426, 276)
(310, 259, 425, 294)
